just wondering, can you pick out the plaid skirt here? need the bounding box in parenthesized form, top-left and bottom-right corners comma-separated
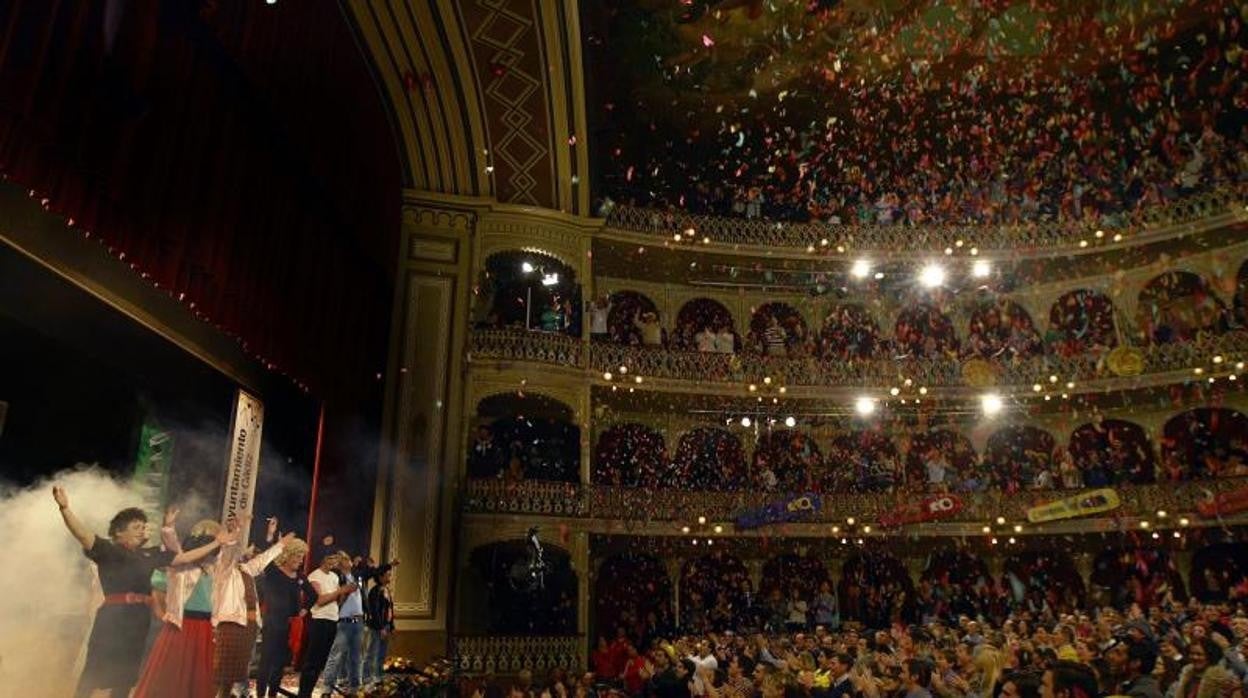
(213, 621, 259, 684)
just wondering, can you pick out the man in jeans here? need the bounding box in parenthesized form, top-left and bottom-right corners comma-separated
(363, 567, 396, 685)
(299, 552, 358, 698)
(320, 552, 366, 694)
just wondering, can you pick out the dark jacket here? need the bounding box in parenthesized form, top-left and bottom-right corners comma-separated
(1120, 674, 1163, 698)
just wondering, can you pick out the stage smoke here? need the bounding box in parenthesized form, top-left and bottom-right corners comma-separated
(0, 466, 158, 696)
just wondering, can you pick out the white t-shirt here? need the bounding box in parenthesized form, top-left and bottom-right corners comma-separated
(715, 330, 735, 354)
(307, 567, 341, 621)
(590, 306, 609, 334)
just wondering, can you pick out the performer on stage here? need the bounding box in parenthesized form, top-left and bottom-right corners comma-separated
(256, 536, 309, 698)
(212, 516, 295, 698)
(133, 517, 225, 698)
(53, 486, 231, 698)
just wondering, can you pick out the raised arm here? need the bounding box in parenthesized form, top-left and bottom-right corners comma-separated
(52, 487, 96, 550)
(241, 531, 294, 577)
(172, 526, 233, 566)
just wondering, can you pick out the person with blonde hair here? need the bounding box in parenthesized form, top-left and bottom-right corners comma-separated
(256, 535, 309, 697)
(969, 645, 1006, 698)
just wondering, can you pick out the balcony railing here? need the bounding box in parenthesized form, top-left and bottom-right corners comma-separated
(470, 328, 1248, 390)
(463, 477, 1248, 526)
(453, 635, 584, 676)
(603, 186, 1242, 253)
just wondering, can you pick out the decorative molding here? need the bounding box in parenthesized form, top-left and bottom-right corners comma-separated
(409, 236, 458, 263)
(388, 273, 456, 619)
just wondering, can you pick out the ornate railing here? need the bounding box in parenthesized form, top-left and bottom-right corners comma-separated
(468, 328, 585, 367)
(463, 478, 1248, 526)
(471, 328, 1248, 390)
(604, 186, 1243, 253)
(453, 635, 584, 676)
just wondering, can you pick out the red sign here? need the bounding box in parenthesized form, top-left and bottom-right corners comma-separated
(1197, 486, 1248, 519)
(879, 494, 963, 528)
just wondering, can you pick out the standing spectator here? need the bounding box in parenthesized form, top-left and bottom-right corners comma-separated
(715, 324, 737, 354)
(763, 316, 788, 357)
(634, 311, 664, 346)
(588, 296, 611, 341)
(696, 324, 717, 352)
(364, 566, 396, 686)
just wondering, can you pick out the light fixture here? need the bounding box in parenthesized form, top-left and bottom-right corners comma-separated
(847, 517, 856, 526)
(603, 372, 613, 380)
(1008, 537, 1016, 544)
(784, 416, 797, 428)
(991, 537, 998, 545)
(981, 393, 1003, 416)
(982, 526, 991, 533)
(855, 396, 877, 416)
(541, 272, 560, 286)
(874, 272, 885, 280)
(972, 260, 991, 278)
(918, 263, 946, 288)
(995, 516, 1006, 525)
(619, 365, 628, 374)
(521, 261, 535, 273)
(1179, 517, 1190, 526)
(681, 526, 690, 533)
(713, 525, 723, 533)
(918, 386, 928, 395)
(740, 417, 752, 428)
(862, 525, 872, 533)
(1157, 510, 1167, 519)
(890, 387, 901, 396)
(1033, 384, 1043, 392)
(1013, 524, 1023, 532)
(1139, 520, 1150, 529)
(851, 259, 872, 279)
(698, 516, 707, 525)
(831, 526, 840, 534)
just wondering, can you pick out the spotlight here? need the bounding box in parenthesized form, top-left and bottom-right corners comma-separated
(972, 260, 991, 278)
(855, 396, 877, 416)
(918, 263, 946, 288)
(981, 393, 1003, 417)
(784, 416, 797, 428)
(851, 259, 872, 279)
(521, 261, 535, 273)
(740, 417, 751, 428)
(541, 272, 560, 286)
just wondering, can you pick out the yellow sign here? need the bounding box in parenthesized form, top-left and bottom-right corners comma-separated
(1026, 488, 1120, 523)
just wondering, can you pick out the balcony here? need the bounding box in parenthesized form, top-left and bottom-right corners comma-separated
(468, 328, 1248, 392)
(453, 635, 584, 676)
(602, 186, 1242, 257)
(461, 477, 1248, 530)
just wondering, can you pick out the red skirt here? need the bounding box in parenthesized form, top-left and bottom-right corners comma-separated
(133, 617, 216, 698)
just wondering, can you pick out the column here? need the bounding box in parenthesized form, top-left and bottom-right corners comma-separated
(666, 557, 684, 630)
(371, 195, 479, 662)
(573, 530, 591, 670)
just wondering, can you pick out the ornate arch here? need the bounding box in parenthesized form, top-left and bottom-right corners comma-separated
(677, 298, 737, 335)
(593, 553, 673, 644)
(1161, 408, 1248, 480)
(1137, 271, 1228, 343)
(606, 290, 661, 345)
(748, 302, 810, 355)
(894, 303, 959, 358)
(679, 551, 750, 633)
(826, 430, 900, 493)
(819, 304, 883, 360)
(966, 297, 1041, 359)
(1048, 289, 1117, 353)
(905, 429, 977, 489)
(671, 427, 748, 491)
(471, 392, 580, 482)
(752, 429, 823, 492)
(985, 425, 1056, 491)
(467, 540, 578, 635)
(1069, 419, 1156, 484)
(593, 423, 668, 487)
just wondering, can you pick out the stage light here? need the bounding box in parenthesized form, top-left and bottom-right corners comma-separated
(855, 397, 876, 416)
(541, 272, 559, 286)
(740, 417, 751, 427)
(918, 263, 946, 288)
(981, 393, 1003, 417)
(521, 261, 535, 273)
(784, 416, 796, 428)
(851, 259, 871, 279)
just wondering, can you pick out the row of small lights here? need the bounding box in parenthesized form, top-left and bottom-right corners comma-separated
(680, 509, 1198, 548)
(671, 225, 1128, 256)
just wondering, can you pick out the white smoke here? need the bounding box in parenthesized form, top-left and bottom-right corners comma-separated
(0, 466, 161, 696)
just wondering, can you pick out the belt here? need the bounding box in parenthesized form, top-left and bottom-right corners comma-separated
(103, 593, 151, 606)
(339, 615, 364, 624)
(184, 610, 211, 620)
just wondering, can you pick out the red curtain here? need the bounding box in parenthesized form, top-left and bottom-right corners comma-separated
(0, 0, 401, 403)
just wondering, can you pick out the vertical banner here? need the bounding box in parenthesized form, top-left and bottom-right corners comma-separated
(132, 422, 174, 526)
(222, 389, 264, 547)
